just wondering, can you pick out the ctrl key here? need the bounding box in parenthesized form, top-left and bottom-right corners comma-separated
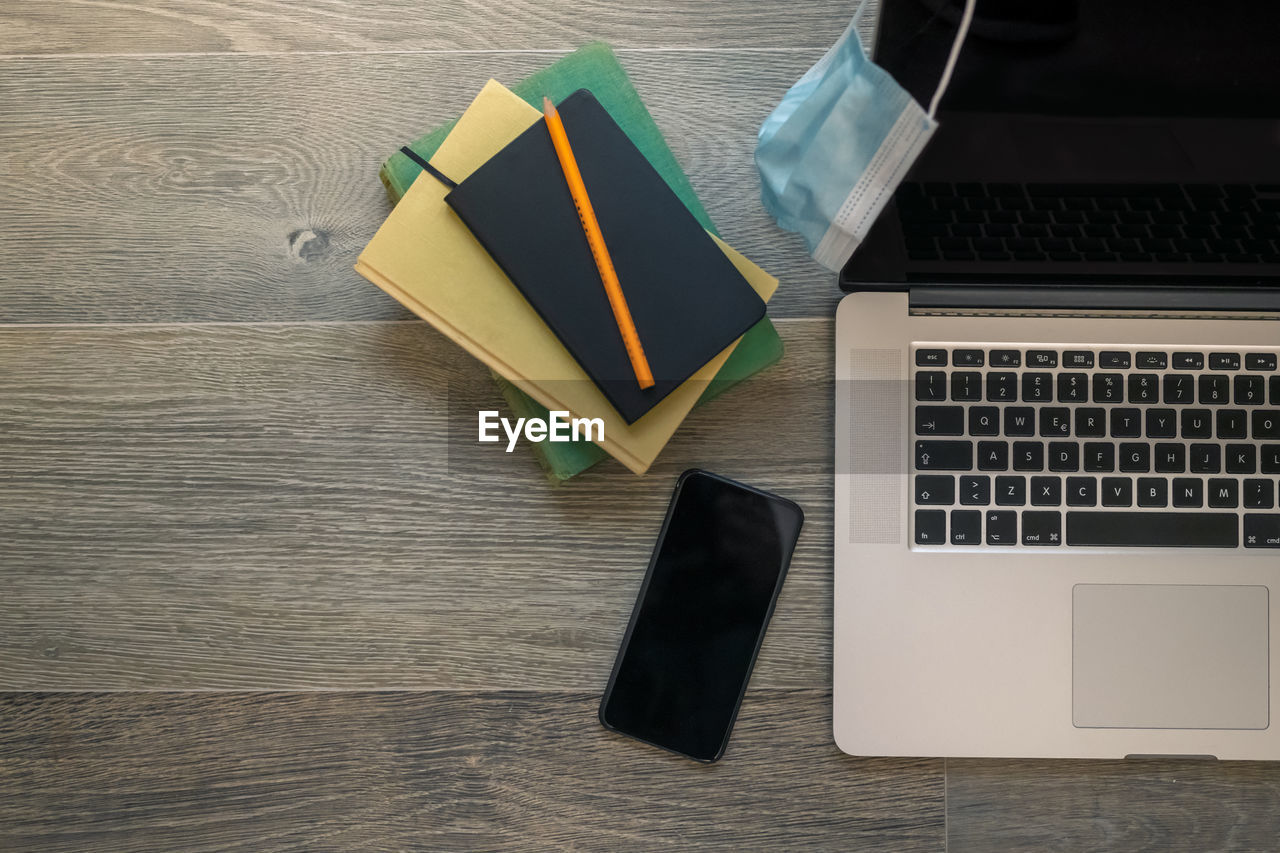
(915, 509, 946, 545)
(1244, 515, 1280, 548)
(1022, 511, 1062, 546)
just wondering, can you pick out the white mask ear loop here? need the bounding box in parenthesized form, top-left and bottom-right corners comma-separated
(927, 0, 978, 120)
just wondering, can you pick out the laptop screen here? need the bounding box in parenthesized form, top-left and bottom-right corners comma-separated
(875, 0, 1280, 119)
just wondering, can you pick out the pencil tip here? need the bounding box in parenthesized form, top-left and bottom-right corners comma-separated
(542, 96, 555, 115)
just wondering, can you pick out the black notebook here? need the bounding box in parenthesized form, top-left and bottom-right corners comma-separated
(445, 89, 767, 424)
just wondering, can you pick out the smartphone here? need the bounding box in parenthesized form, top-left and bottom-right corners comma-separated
(599, 469, 804, 762)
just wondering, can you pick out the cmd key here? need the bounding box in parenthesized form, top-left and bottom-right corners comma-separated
(1244, 515, 1280, 548)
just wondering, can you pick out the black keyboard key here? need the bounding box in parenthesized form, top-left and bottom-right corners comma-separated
(1005, 407, 1036, 436)
(1048, 442, 1080, 472)
(989, 349, 1022, 368)
(1136, 351, 1167, 369)
(1264, 444, 1280, 474)
(969, 406, 1000, 436)
(915, 475, 955, 505)
(916, 371, 947, 402)
(1190, 443, 1222, 473)
(1236, 375, 1266, 405)
(1099, 351, 1131, 369)
(951, 371, 982, 402)
(986, 372, 1018, 402)
(1210, 352, 1242, 370)
(1128, 373, 1159, 403)
(1181, 408, 1212, 439)
(1076, 408, 1106, 438)
(1022, 511, 1062, 546)
(1119, 442, 1150, 472)
(1066, 476, 1098, 507)
(1062, 350, 1095, 369)
(1217, 409, 1247, 439)
(986, 510, 1017, 546)
(1258, 411, 1280, 440)
(915, 405, 965, 436)
(1057, 373, 1088, 402)
(916, 349, 948, 367)
(1154, 443, 1185, 473)
(1244, 515, 1280, 548)
(1027, 350, 1058, 368)
(1199, 374, 1230, 404)
(916, 440, 972, 470)
(1101, 477, 1133, 507)
(1032, 476, 1061, 506)
(1246, 353, 1277, 371)
(1022, 372, 1053, 402)
(951, 510, 982, 545)
(1013, 441, 1044, 471)
(1040, 408, 1071, 437)
(1244, 480, 1275, 509)
(1226, 444, 1256, 474)
(1093, 373, 1124, 403)
(960, 475, 992, 505)
(977, 441, 1009, 471)
(1083, 442, 1114, 472)
(953, 349, 985, 367)
(1110, 408, 1142, 437)
(1208, 478, 1238, 508)
(1066, 512, 1237, 547)
(915, 509, 946, 545)
(996, 476, 1026, 506)
(1162, 373, 1195, 404)
(1137, 478, 1169, 507)
(1171, 478, 1204, 508)
(1273, 376, 1280, 405)
(1145, 408, 1177, 438)
(1173, 352, 1205, 370)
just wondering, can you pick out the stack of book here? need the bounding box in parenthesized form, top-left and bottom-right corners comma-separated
(358, 43, 784, 480)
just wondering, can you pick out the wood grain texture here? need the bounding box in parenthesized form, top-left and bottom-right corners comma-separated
(0, 319, 833, 690)
(0, 0, 853, 55)
(0, 50, 837, 324)
(0, 691, 944, 852)
(947, 758, 1280, 852)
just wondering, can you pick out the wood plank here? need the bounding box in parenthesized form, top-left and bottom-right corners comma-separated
(0, 319, 833, 690)
(947, 757, 1280, 852)
(0, 691, 944, 853)
(1, 0, 853, 55)
(0, 50, 838, 323)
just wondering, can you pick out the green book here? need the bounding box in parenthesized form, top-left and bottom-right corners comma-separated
(380, 42, 783, 481)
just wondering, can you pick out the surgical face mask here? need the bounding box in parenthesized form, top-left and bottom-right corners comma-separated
(756, 0, 976, 271)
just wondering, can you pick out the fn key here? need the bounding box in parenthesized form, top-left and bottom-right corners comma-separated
(915, 509, 946, 545)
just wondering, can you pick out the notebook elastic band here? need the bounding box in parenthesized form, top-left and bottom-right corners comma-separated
(399, 146, 458, 189)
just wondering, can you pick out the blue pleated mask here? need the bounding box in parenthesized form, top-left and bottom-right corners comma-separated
(756, 0, 975, 271)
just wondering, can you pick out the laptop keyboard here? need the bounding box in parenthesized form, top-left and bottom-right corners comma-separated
(898, 182, 1280, 264)
(911, 345, 1280, 549)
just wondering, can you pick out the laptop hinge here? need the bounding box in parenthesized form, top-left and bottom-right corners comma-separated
(910, 285, 1280, 316)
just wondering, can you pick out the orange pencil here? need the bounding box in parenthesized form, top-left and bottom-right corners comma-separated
(542, 96, 655, 390)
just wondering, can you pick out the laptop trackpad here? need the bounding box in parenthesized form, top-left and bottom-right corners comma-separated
(1073, 584, 1269, 730)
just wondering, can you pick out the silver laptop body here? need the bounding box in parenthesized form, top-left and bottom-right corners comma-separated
(834, 287, 1280, 759)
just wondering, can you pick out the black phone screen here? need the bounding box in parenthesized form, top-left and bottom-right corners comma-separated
(599, 470, 804, 762)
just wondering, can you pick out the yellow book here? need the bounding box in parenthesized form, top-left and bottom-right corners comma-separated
(355, 80, 777, 474)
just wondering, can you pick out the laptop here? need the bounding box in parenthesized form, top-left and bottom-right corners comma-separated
(834, 0, 1280, 759)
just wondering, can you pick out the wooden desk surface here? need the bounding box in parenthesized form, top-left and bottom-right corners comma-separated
(2, 2, 1278, 849)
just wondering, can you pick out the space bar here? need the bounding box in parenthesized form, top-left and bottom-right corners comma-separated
(1066, 512, 1238, 548)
